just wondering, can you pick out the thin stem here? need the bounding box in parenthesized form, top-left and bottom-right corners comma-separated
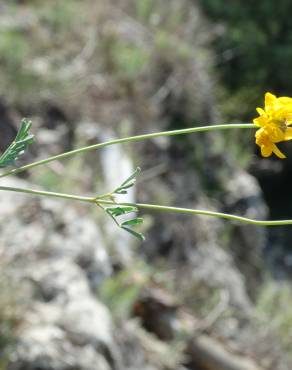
(98, 200, 292, 226)
(0, 184, 288, 226)
(0, 185, 95, 204)
(0, 123, 256, 178)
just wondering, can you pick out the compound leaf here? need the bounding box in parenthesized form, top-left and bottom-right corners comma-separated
(0, 119, 34, 168)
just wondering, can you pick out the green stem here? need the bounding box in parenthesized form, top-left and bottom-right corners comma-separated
(0, 185, 95, 204)
(0, 184, 291, 226)
(134, 203, 292, 226)
(0, 123, 256, 178)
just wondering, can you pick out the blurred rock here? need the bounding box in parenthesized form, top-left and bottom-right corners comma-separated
(8, 325, 111, 370)
(223, 169, 267, 299)
(0, 177, 172, 370)
(0, 178, 119, 369)
(60, 297, 113, 349)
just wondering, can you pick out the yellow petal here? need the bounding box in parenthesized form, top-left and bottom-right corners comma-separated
(274, 106, 292, 121)
(284, 127, 292, 141)
(253, 115, 268, 127)
(269, 126, 285, 142)
(277, 97, 292, 105)
(256, 107, 266, 116)
(272, 144, 286, 159)
(265, 92, 277, 111)
(261, 144, 273, 157)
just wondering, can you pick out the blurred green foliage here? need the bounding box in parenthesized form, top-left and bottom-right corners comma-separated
(37, 1, 80, 32)
(135, 0, 155, 21)
(256, 281, 292, 350)
(110, 41, 149, 80)
(200, 0, 292, 120)
(0, 31, 28, 67)
(0, 0, 88, 106)
(99, 263, 149, 320)
(0, 272, 25, 368)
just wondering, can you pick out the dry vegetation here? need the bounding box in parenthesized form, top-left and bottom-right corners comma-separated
(0, 1, 292, 370)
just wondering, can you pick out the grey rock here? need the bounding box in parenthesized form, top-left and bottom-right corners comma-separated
(191, 242, 252, 314)
(60, 297, 114, 349)
(0, 178, 112, 285)
(8, 325, 111, 370)
(31, 259, 92, 303)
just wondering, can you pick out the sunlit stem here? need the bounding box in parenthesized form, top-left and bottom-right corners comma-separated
(0, 123, 256, 178)
(0, 184, 292, 227)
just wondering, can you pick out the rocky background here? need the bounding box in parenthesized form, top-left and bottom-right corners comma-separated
(1, 1, 292, 370)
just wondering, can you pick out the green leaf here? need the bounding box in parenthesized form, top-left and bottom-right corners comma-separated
(121, 226, 145, 241)
(0, 119, 34, 168)
(103, 204, 145, 241)
(98, 168, 144, 241)
(121, 218, 144, 227)
(107, 206, 138, 217)
(119, 167, 141, 188)
(115, 181, 136, 194)
(115, 189, 128, 194)
(114, 167, 141, 195)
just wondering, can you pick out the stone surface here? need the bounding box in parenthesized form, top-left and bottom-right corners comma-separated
(8, 325, 111, 370)
(0, 178, 119, 370)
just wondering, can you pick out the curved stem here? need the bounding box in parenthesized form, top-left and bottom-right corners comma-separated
(0, 184, 291, 226)
(0, 123, 256, 178)
(99, 200, 292, 226)
(134, 203, 292, 226)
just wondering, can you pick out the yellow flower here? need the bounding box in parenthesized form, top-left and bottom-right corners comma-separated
(253, 92, 292, 158)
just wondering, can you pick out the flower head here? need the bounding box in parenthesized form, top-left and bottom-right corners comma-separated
(254, 92, 292, 158)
